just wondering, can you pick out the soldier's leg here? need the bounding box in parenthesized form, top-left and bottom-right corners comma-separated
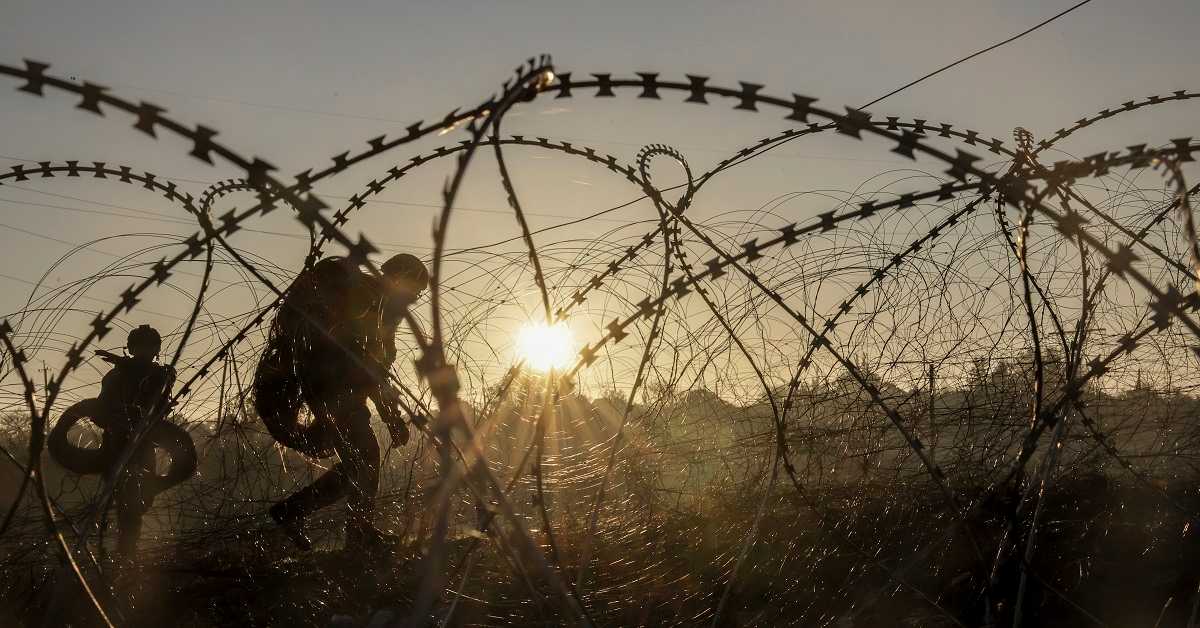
(273, 464, 348, 519)
(273, 397, 349, 521)
(115, 491, 141, 557)
(333, 392, 380, 541)
(115, 453, 152, 557)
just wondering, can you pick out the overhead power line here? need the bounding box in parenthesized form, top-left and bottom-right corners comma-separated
(859, 0, 1097, 110)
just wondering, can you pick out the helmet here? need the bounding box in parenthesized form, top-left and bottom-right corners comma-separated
(381, 253, 429, 293)
(126, 324, 162, 358)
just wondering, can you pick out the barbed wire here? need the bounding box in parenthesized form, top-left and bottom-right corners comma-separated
(0, 57, 1197, 627)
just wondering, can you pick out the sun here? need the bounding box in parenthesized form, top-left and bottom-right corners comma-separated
(515, 321, 576, 373)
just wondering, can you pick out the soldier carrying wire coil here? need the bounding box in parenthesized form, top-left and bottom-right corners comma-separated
(255, 253, 428, 551)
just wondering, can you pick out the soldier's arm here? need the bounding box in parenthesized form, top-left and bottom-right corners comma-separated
(367, 381, 410, 446)
(135, 365, 175, 422)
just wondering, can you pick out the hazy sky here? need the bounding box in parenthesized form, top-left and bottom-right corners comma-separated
(3, 1, 1196, 128)
(0, 0, 1197, 393)
(3, 0, 1196, 242)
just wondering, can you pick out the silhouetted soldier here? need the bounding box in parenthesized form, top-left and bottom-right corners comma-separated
(49, 324, 184, 558)
(107, 325, 178, 557)
(257, 253, 428, 551)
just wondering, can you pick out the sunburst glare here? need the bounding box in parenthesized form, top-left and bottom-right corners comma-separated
(515, 321, 576, 372)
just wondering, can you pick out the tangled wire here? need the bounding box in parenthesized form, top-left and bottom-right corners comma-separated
(1, 57, 1199, 627)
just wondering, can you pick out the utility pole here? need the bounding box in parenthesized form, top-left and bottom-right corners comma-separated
(928, 364, 936, 464)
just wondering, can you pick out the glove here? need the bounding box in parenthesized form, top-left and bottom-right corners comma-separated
(385, 419, 410, 447)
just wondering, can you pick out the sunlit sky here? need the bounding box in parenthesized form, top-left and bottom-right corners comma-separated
(1, 1, 1198, 400)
